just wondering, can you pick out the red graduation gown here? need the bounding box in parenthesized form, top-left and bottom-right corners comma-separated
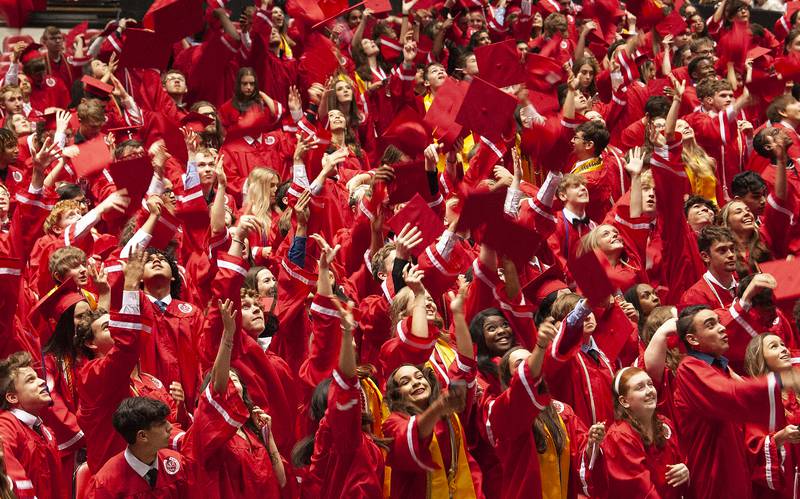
(673, 354, 784, 499)
(0, 411, 61, 499)
(86, 448, 191, 498)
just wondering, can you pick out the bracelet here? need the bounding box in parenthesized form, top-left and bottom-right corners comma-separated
(536, 343, 548, 349)
(231, 238, 244, 245)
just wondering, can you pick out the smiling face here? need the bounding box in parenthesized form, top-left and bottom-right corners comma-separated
(256, 268, 276, 297)
(328, 109, 347, 131)
(424, 64, 447, 91)
(482, 315, 514, 356)
(596, 224, 624, 254)
(87, 313, 113, 356)
(686, 202, 715, 232)
(392, 365, 431, 408)
(618, 371, 657, 419)
(724, 200, 756, 234)
(761, 334, 792, 372)
(62, 260, 89, 287)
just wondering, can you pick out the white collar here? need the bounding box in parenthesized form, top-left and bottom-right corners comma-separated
(146, 294, 172, 306)
(562, 206, 587, 224)
(703, 270, 736, 291)
(124, 447, 158, 479)
(9, 408, 40, 428)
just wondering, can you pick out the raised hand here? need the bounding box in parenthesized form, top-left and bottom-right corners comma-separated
(394, 223, 424, 260)
(403, 263, 426, 295)
(625, 146, 645, 177)
(287, 85, 302, 113)
(310, 233, 341, 270)
(122, 247, 147, 290)
(294, 189, 312, 227)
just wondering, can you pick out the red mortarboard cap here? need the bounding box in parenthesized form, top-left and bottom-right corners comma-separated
(42, 111, 57, 132)
(388, 159, 428, 205)
(454, 186, 506, 233)
(71, 136, 113, 178)
(747, 46, 772, 62)
(483, 216, 543, 265)
(180, 111, 215, 133)
(758, 260, 800, 306)
(120, 28, 172, 71)
(364, 0, 393, 14)
(775, 55, 800, 81)
(143, 0, 204, 44)
(304, 126, 333, 181)
(474, 39, 527, 88)
(65, 21, 89, 49)
(108, 155, 154, 209)
(525, 53, 566, 93)
(379, 106, 432, 158)
(749, 69, 786, 102)
(455, 77, 518, 142)
(655, 9, 689, 38)
(386, 193, 443, 257)
(511, 15, 534, 41)
(31, 279, 85, 323)
(309, 0, 357, 30)
(286, 0, 325, 26)
(568, 248, 614, 304)
(424, 77, 469, 149)
(19, 43, 43, 64)
(81, 75, 113, 100)
(298, 33, 340, 87)
(108, 125, 142, 143)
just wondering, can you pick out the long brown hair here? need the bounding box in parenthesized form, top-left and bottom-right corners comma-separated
(385, 364, 441, 416)
(744, 333, 777, 377)
(641, 306, 682, 375)
(613, 367, 668, 448)
(499, 348, 566, 455)
(719, 200, 771, 275)
(232, 67, 263, 114)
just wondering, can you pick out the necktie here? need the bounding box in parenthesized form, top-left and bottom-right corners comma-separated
(572, 217, 591, 229)
(155, 300, 167, 313)
(584, 348, 600, 364)
(145, 468, 157, 488)
(32, 421, 43, 436)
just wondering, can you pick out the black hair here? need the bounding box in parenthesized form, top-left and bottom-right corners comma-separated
(683, 195, 717, 217)
(469, 308, 514, 382)
(56, 183, 84, 201)
(731, 171, 766, 198)
(687, 56, 713, 80)
(112, 397, 170, 445)
(535, 290, 560, 326)
(291, 377, 332, 467)
(736, 274, 774, 307)
(644, 96, 671, 119)
(677, 304, 711, 348)
(575, 120, 610, 154)
(144, 247, 182, 299)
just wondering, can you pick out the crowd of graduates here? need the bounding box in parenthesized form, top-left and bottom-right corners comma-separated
(6, 0, 800, 497)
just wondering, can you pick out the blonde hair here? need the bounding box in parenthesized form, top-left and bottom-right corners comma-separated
(719, 199, 771, 274)
(640, 169, 654, 189)
(680, 129, 716, 184)
(579, 224, 614, 254)
(242, 167, 280, 227)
